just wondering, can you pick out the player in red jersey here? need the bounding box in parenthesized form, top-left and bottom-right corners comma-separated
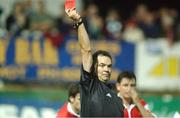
(116, 71, 156, 118)
(56, 83, 80, 118)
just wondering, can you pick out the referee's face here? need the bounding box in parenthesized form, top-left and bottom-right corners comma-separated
(97, 55, 112, 82)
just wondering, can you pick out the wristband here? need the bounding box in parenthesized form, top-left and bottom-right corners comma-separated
(73, 17, 83, 28)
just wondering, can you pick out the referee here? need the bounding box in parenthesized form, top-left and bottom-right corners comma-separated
(65, 8, 124, 117)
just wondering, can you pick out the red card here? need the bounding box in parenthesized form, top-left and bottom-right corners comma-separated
(65, 0, 76, 10)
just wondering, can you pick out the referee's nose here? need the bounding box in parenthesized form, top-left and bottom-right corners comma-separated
(104, 65, 110, 72)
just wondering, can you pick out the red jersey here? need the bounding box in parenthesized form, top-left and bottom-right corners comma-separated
(56, 102, 79, 118)
(124, 99, 151, 118)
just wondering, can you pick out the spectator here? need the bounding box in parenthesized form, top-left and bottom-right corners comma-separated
(29, 0, 53, 32)
(6, 1, 29, 37)
(135, 4, 161, 38)
(0, 6, 3, 27)
(159, 8, 178, 45)
(104, 9, 122, 40)
(55, 5, 76, 38)
(84, 4, 104, 40)
(123, 19, 145, 43)
(22, 0, 34, 17)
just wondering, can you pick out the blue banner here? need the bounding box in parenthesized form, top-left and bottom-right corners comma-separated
(0, 35, 135, 81)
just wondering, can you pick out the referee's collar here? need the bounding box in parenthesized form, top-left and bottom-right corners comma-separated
(105, 82, 114, 89)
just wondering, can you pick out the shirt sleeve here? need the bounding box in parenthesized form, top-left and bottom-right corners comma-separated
(80, 66, 92, 94)
(80, 65, 91, 82)
(141, 99, 157, 118)
(140, 99, 149, 111)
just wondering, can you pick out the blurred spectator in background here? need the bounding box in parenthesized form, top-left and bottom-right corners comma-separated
(29, 0, 63, 48)
(174, 19, 180, 43)
(56, 13, 75, 38)
(0, 6, 3, 27)
(22, 0, 34, 17)
(104, 9, 123, 40)
(0, 6, 2, 67)
(56, 83, 80, 118)
(43, 27, 64, 48)
(159, 8, 178, 45)
(0, 6, 6, 38)
(22, 0, 35, 27)
(29, 0, 53, 33)
(135, 4, 161, 39)
(84, 3, 104, 40)
(116, 71, 155, 118)
(6, 1, 30, 37)
(0, 6, 8, 40)
(173, 10, 180, 43)
(123, 18, 145, 43)
(55, 4, 76, 39)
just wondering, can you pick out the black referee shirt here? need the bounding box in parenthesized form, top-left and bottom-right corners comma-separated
(80, 68, 124, 117)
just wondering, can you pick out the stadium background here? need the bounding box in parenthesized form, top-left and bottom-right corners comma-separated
(0, 0, 180, 118)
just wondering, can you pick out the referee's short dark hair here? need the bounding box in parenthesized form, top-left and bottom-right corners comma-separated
(68, 82, 80, 102)
(117, 71, 136, 83)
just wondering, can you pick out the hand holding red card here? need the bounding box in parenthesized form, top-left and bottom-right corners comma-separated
(65, 0, 81, 25)
(65, 0, 76, 10)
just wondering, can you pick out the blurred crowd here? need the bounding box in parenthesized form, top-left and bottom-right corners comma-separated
(0, 0, 179, 48)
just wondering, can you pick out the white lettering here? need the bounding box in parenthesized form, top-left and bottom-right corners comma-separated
(20, 106, 39, 118)
(40, 108, 56, 118)
(0, 104, 18, 118)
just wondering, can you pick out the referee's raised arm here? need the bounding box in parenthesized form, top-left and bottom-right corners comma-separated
(65, 9, 92, 73)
